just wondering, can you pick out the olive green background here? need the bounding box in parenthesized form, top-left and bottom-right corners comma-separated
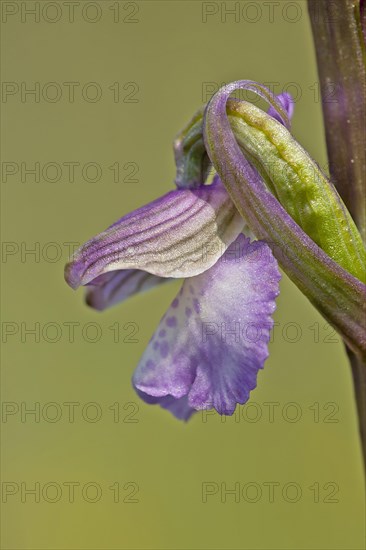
(1, 1, 365, 549)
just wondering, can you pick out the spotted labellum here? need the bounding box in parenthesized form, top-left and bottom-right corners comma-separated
(65, 0, 366, 466)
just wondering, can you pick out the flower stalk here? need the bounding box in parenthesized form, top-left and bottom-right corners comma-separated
(308, 0, 366, 241)
(308, 0, 366, 472)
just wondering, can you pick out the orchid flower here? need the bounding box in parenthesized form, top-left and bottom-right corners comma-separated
(65, 0, 366, 469)
(64, 93, 292, 420)
(65, 80, 365, 418)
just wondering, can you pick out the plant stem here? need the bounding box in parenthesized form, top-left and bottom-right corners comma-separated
(308, 0, 366, 473)
(308, 0, 366, 241)
(347, 348, 366, 473)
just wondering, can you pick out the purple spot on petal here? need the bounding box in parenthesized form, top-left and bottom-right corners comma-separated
(185, 307, 192, 318)
(160, 341, 169, 358)
(153, 341, 160, 351)
(166, 316, 177, 328)
(193, 298, 200, 314)
(159, 329, 166, 338)
(172, 298, 179, 308)
(146, 360, 155, 369)
(189, 285, 195, 295)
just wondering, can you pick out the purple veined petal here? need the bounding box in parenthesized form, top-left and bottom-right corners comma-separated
(267, 92, 294, 124)
(132, 234, 281, 420)
(65, 176, 244, 289)
(85, 269, 173, 311)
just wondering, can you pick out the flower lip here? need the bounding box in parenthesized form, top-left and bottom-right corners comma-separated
(132, 234, 281, 419)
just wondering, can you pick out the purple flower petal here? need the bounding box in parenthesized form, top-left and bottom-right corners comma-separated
(65, 177, 244, 289)
(85, 269, 172, 311)
(267, 92, 294, 124)
(132, 234, 281, 419)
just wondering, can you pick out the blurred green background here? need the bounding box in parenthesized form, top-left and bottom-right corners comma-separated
(1, 1, 365, 549)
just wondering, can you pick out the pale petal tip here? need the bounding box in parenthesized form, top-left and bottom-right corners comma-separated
(64, 260, 82, 290)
